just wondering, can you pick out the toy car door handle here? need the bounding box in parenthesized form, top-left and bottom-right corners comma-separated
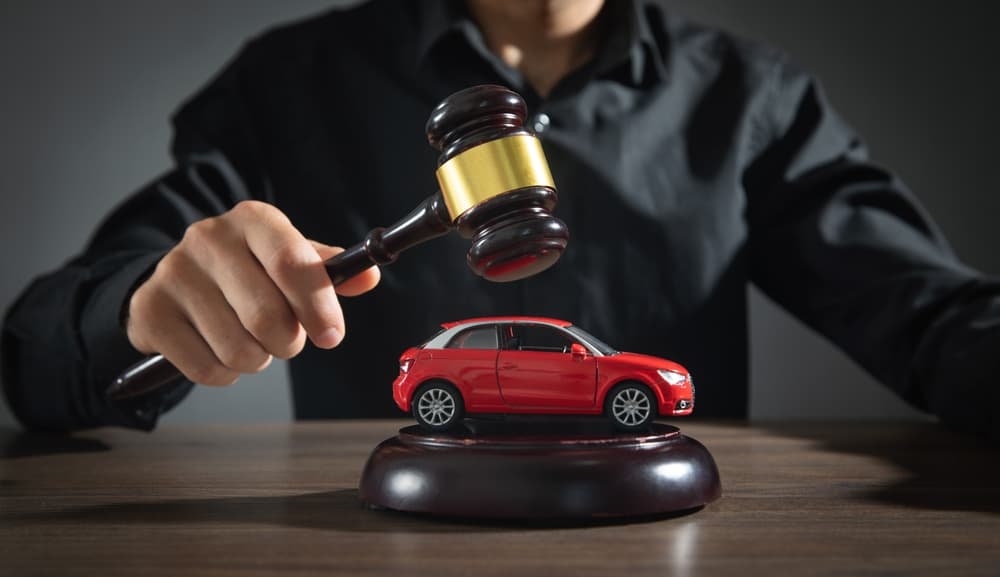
(501, 362, 518, 369)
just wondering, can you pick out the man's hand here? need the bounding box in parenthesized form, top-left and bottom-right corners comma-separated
(125, 200, 380, 386)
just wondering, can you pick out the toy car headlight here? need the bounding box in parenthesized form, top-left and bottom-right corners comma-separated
(657, 369, 687, 386)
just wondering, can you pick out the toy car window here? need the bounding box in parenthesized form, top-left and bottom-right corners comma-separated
(515, 325, 576, 353)
(565, 325, 618, 355)
(446, 326, 498, 350)
(418, 328, 447, 348)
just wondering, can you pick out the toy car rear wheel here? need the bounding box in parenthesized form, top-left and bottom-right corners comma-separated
(605, 382, 656, 431)
(412, 382, 465, 431)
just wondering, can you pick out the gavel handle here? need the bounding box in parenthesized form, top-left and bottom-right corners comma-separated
(107, 194, 452, 401)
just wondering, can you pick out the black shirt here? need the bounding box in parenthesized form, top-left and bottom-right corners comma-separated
(4, 0, 999, 438)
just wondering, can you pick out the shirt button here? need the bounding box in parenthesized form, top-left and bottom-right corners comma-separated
(532, 113, 551, 134)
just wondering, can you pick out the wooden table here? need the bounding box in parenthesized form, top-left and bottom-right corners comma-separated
(2, 420, 999, 576)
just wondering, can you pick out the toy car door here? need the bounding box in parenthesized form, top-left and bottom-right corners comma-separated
(496, 323, 597, 409)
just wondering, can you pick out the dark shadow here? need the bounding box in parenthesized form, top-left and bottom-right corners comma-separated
(684, 46, 749, 179)
(460, 415, 672, 437)
(10, 488, 700, 533)
(0, 427, 111, 460)
(761, 422, 1000, 514)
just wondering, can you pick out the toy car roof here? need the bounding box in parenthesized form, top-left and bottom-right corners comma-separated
(440, 316, 573, 329)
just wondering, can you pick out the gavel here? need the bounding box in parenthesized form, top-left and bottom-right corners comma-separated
(107, 84, 569, 400)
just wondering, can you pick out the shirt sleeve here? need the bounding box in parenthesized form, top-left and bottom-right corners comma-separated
(746, 57, 1000, 441)
(1, 42, 270, 432)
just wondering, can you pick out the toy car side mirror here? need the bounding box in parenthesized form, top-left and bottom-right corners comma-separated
(571, 343, 588, 360)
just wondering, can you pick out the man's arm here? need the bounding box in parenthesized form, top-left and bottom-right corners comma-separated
(2, 157, 249, 431)
(746, 57, 1000, 440)
(1, 44, 265, 431)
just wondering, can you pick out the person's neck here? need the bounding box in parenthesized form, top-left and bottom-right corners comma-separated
(465, 0, 606, 98)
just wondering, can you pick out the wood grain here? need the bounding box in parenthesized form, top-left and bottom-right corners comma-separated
(2, 420, 999, 577)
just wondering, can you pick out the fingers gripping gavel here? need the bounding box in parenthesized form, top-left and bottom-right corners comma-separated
(107, 85, 569, 400)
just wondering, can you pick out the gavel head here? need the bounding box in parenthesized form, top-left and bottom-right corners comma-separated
(426, 85, 569, 282)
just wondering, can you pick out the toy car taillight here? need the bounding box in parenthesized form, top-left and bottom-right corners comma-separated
(400, 359, 414, 373)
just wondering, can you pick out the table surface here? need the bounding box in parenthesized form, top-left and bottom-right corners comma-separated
(2, 420, 999, 577)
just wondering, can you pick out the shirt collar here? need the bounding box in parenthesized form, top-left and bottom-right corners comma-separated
(413, 0, 668, 88)
(413, 0, 466, 69)
(595, 0, 668, 87)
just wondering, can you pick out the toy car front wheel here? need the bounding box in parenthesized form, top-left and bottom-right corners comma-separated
(412, 382, 465, 431)
(605, 383, 656, 431)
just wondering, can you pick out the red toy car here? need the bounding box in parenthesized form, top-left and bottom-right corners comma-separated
(393, 317, 694, 431)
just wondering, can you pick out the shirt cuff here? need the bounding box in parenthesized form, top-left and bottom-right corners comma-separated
(80, 250, 193, 430)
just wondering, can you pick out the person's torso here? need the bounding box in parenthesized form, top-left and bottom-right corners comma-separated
(235, 0, 780, 418)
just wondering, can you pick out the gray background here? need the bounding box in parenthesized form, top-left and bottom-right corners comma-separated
(1, 0, 996, 427)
